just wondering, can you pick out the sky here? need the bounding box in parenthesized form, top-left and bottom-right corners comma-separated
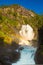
(0, 0, 43, 14)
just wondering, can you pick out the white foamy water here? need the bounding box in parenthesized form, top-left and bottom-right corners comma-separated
(12, 46, 37, 65)
(12, 24, 37, 65)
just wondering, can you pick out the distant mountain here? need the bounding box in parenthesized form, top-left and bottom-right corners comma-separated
(0, 4, 43, 44)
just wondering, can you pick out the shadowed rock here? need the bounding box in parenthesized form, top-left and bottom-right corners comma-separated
(34, 27, 43, 64)
(0, 38, 24, 65)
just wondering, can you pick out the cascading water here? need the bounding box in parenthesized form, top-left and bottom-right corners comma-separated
(12, 46, 37, 65)
(12, 24, 37, 65)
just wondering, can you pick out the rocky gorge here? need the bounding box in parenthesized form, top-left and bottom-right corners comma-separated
(0, 4, 43, 65)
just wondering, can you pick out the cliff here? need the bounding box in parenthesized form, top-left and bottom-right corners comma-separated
(0, 4, 43, 44)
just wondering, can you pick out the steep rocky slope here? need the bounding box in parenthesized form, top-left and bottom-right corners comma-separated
(0, 4, 43, 44)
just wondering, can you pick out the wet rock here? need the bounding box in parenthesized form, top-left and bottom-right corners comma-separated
(0, 39, 21, 65)
(34, 46, 43, 64)
(34, 27, 43, 64)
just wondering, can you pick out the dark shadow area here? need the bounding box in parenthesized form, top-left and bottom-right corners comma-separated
(0, 37, 23, 65)
(34, 26, 43, 64)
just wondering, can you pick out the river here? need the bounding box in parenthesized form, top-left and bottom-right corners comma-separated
(12, 46, 37, 65)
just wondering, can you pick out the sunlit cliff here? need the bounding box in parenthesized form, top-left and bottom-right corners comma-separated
(0, 4, 43, 45)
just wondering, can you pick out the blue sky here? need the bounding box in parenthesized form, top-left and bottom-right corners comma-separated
(0, 0, 43, 14)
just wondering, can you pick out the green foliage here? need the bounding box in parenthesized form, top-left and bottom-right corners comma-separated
(0, 31, 5, 37)
(0, 4, 43, 43)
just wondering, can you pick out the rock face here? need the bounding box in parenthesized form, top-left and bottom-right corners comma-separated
(0, 38, 23, 65)
(0, 4, 38, 44)
(19, 24, 35, 46)
(19, 24, 34, 41)
(34, 26, 43, 64)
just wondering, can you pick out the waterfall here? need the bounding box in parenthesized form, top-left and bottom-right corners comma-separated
(12, 24, 37, 65)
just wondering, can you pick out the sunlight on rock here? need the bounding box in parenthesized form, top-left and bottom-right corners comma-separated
(19, 24, 35, 46)
(19, 38, 31, 46)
